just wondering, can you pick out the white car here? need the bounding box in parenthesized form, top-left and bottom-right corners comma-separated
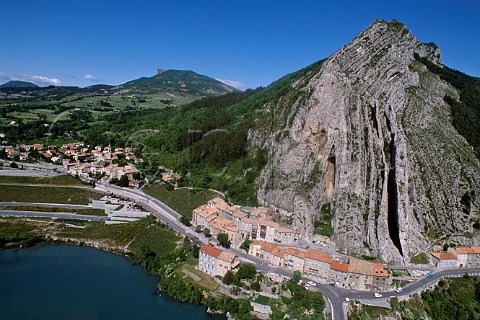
(395, 287, 403, 293)
(267, 264, 275, 268)
(307, 281, 317, 286)
(305, 284, 310, 289)
(374, 293, 382, 298)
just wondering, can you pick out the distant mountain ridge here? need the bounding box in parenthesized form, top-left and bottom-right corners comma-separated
(0, 81, 39, 88)
(120, 69, 237, 95)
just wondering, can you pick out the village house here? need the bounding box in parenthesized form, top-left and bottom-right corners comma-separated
(249, 240, 285, 267)
(329, 259, 350, 287)
(303, 249, 332, 283)
(161, 172, 180, 182)
(274, 226, 299, 245)
(198, 245, 240, 277)
(192, 205, 219, 229)
(192, 198, 301, 248)
(431, 252, 457, 268)
(248, 239, 391, 290)
(239, 218, 278, 243)
(448, 246, 480, 268)
(208, 197, 238, 219)
(250, 207, 270, 219)
(283, 248, 306, 272)
(346, 258, 389, 290)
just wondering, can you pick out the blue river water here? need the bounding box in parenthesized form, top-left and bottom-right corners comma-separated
(0, 245, 225, 320)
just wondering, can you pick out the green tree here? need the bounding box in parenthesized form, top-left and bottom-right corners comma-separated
(236, 263, 256, 280)
(223, 270, 234, 285)
(250, 282, 260, 291)
(192, 245, 199, 258)
(240, 239, 252, 251)
(117, 174, 130, 187)
(401, 308, 415, 320)
(203, 228, 211, 237)
(229, 285, 240, 295)
(180, 215, 191, 226)
(200, 170, 212, 188)
(217, 233, 231, 248)
(293, 270, 302, 282)
(195, 225, 202, 233)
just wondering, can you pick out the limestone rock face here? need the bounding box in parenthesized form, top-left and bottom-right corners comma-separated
(251, 20, 480, 263)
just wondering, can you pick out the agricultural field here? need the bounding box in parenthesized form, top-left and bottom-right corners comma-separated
(0, 174, 84, 185)
(0, 185, 102, 205)
(0, 206, 106, 216)
(143, 185, 218, 219)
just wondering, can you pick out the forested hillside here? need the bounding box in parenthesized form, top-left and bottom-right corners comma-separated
(80, 60, 326, 205)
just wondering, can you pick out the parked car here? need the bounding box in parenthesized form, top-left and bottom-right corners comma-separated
(305, 284, 310, 289)
(298, 280, 305, 286)
(374, 293, 383, 298)
(307, 281, 317, 286)
(267, 264, 275, 268)
(395, 287, 403, 293)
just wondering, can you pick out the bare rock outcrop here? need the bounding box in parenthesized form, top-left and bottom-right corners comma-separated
(252, 19, 480, 263)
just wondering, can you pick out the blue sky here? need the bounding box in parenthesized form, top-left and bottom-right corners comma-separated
(0, 0, 479, 89)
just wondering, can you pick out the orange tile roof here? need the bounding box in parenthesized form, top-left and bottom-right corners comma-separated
(233, 210, 247, 219)
(348, 258, 388, 277)
(251, 207, 269, 216)
(331, 260, 349, 273)
(200, 245, 222, 258)
(193, 205, 218, 218)
(431, 252, 457, 260)
(285, 248, 305, 259)
(224, 225, 238, 232)
(272, 247, 285, 258)
(210, 217, 231, 225)
(455, 247, 476, 254)
(472, 246, 480, 254)
(241, 218, 279, 228)
(218, 251, 236, 263)
(260, 242, 277, 253)
(305, 249, 331, 263)
(200, 245, 236, 263)
(372, 262, 389, 277)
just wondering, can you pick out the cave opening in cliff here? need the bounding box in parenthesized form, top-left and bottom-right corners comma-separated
(326, 151, 336, 201)
(369, 104, 379, 137)
(387, 133, 404, 256)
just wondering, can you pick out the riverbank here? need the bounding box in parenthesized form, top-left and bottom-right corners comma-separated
(0, 216, 251, 319)
(0, 245, 224, 320)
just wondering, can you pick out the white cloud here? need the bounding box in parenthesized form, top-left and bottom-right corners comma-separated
(84, 74, 97, 81)
(216, 78, 250, 91)
(9, 74, 61, 86)
(0, 72, 9, 81)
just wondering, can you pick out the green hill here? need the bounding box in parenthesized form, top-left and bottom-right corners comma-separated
(120, 69, 237, 95)
(0, 81, 39, 88)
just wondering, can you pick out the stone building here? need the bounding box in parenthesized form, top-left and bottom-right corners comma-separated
(198, 245, 240, 277)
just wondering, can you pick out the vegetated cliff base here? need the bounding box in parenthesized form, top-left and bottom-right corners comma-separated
(251, 19, 480, 263)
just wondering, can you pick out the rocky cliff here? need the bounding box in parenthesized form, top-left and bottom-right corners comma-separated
(251, 19, 480, 263)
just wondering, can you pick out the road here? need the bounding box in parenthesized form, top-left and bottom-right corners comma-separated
(314, 267, 480, 319)
(0, 209, 107, 221)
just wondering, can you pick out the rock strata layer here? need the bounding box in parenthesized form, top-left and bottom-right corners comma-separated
(252, 20, 480, 263)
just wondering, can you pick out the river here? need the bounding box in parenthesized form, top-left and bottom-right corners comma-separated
(0, 245, 225, 320)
